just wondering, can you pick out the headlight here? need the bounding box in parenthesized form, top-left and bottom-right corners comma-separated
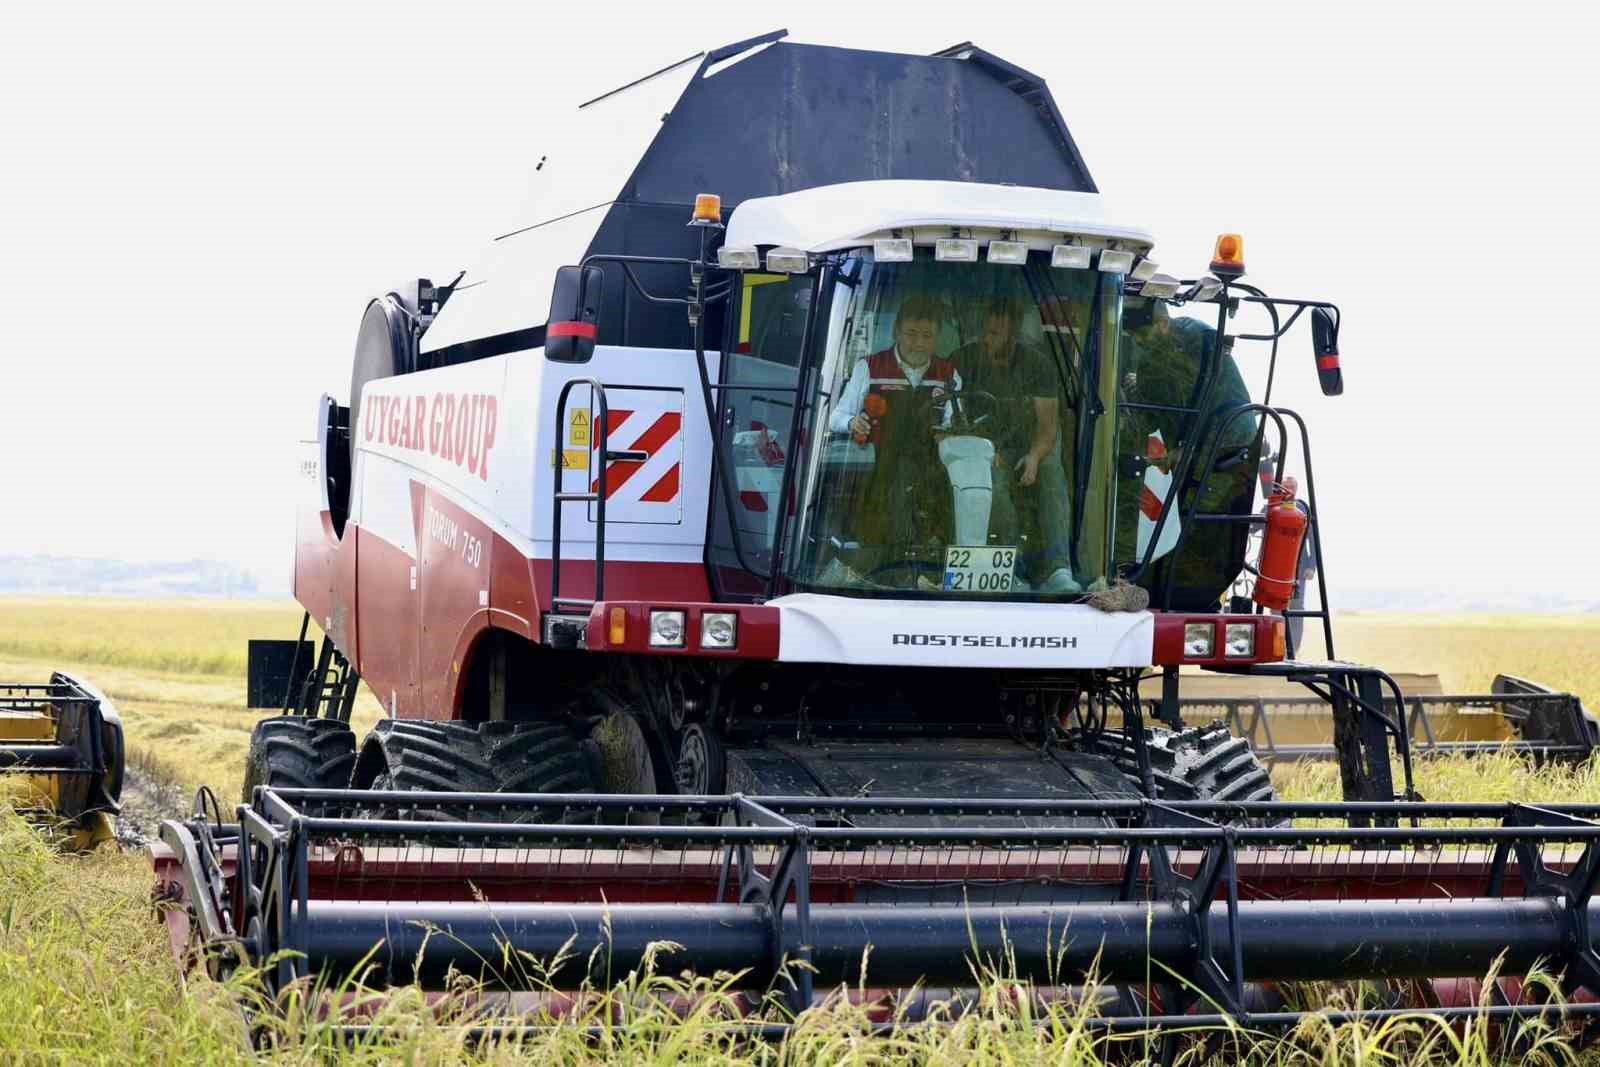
(934, 238, 978, 262)
(1097, 248, 1136, 274)
(1183, 622, 1215, 658)
(1138, 274, 1183, 299)
(701, 612, 739, 649)
(985, 240, 1028, 265)
(717, 246, 759, 270)
(873, 237, 914, 262)
(1224, 622, 1256, 658)
(765, 248, 809, 273)
(1052, 244, 1091, 269)
(649, 610, 686, 648)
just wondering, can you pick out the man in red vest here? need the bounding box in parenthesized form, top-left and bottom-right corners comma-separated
(828, 293, 962, 565)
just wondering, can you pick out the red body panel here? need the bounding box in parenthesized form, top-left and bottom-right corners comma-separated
(584, 601, 780, 659)
(416, 489, 491, 718)
(355, 526, 418, 714)
(293, 507, 359, 660)
(1151, 613, 1285, 667)
(295, 482, 714, 719)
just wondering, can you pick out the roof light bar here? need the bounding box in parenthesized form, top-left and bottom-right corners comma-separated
(765, 247, 809, 273)
(1098, 249, 1135, 274)
(935, 238, 979, 263)
(986, 240, 1028, 265)
(873, 237, 914, 262)
(1051, 244, 1092, 269)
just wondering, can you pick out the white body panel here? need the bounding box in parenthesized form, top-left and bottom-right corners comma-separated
(544, 346, 718, 561)
(770, 593, 1155, 669)
(421, 56, 704, 354)
(350, 342, 718, 565)
(421, 206, 608, 354)
(724, 180, 1155, 254)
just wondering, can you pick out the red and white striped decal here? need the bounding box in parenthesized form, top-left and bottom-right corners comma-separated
(1137, 430, 1181, 561)
(588, 390, 686, 524)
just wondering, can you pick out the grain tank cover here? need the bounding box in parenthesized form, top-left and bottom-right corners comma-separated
(422, 34, 1101, 358)
(621, 36, 1096, 208)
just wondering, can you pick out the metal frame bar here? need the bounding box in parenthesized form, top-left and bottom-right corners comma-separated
(156, 786, 1600, 1039)
(1148, 689, 1592, 763)
(1122, 284, 1342, 668)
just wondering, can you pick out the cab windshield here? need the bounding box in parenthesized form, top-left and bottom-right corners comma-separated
(783, 248, 1123, 598)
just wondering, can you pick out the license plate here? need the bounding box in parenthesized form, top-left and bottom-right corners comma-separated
(943, 546, 1018, 593)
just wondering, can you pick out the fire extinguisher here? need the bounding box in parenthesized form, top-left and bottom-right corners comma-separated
(1253, 495, 1309, 611)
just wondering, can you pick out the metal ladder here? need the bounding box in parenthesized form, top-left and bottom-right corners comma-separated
(545, 378, 658, 643)
(284, 618, 360, 723)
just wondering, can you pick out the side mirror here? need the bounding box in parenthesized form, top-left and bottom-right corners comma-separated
(1310, 307, 1343, 396)
(546, 265, 604, 363)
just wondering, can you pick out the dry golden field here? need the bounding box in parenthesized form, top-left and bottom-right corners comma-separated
(0, 596, 1595, 801)
(0, 597, 383, 801)
(1311, 611, 1599, 708)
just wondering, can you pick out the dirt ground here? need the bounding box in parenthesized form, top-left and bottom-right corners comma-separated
(113, 762, 189, 850)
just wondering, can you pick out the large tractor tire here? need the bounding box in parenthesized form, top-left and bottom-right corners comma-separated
(361, 720, 597, 815)
(1094, 721, 1275, 804)
(241, 716, 357, 804)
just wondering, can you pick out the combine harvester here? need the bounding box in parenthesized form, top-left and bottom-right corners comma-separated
(153, 33, 1600, 1038)
(1, 673, 123, 848)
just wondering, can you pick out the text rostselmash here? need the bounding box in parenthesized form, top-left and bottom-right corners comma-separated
(891, 633, 1079, 649)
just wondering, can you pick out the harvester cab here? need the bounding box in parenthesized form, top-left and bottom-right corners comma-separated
(539, 175, 1400, 809)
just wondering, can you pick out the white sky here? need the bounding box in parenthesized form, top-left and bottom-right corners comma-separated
(2, 2, 1596, 597)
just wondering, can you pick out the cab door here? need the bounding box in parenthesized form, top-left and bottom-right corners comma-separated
(707, 272, 814, 596)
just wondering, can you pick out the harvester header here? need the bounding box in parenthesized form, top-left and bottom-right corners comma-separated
(1, 673, 123, 849)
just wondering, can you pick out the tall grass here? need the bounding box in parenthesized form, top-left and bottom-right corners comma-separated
(0, 805, 252, 1065)
(1279, 746, 1600, 803)
(9, 798, 1600, 1066)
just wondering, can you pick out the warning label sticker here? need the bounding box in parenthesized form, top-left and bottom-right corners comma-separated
(551, 448, 589, 469)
